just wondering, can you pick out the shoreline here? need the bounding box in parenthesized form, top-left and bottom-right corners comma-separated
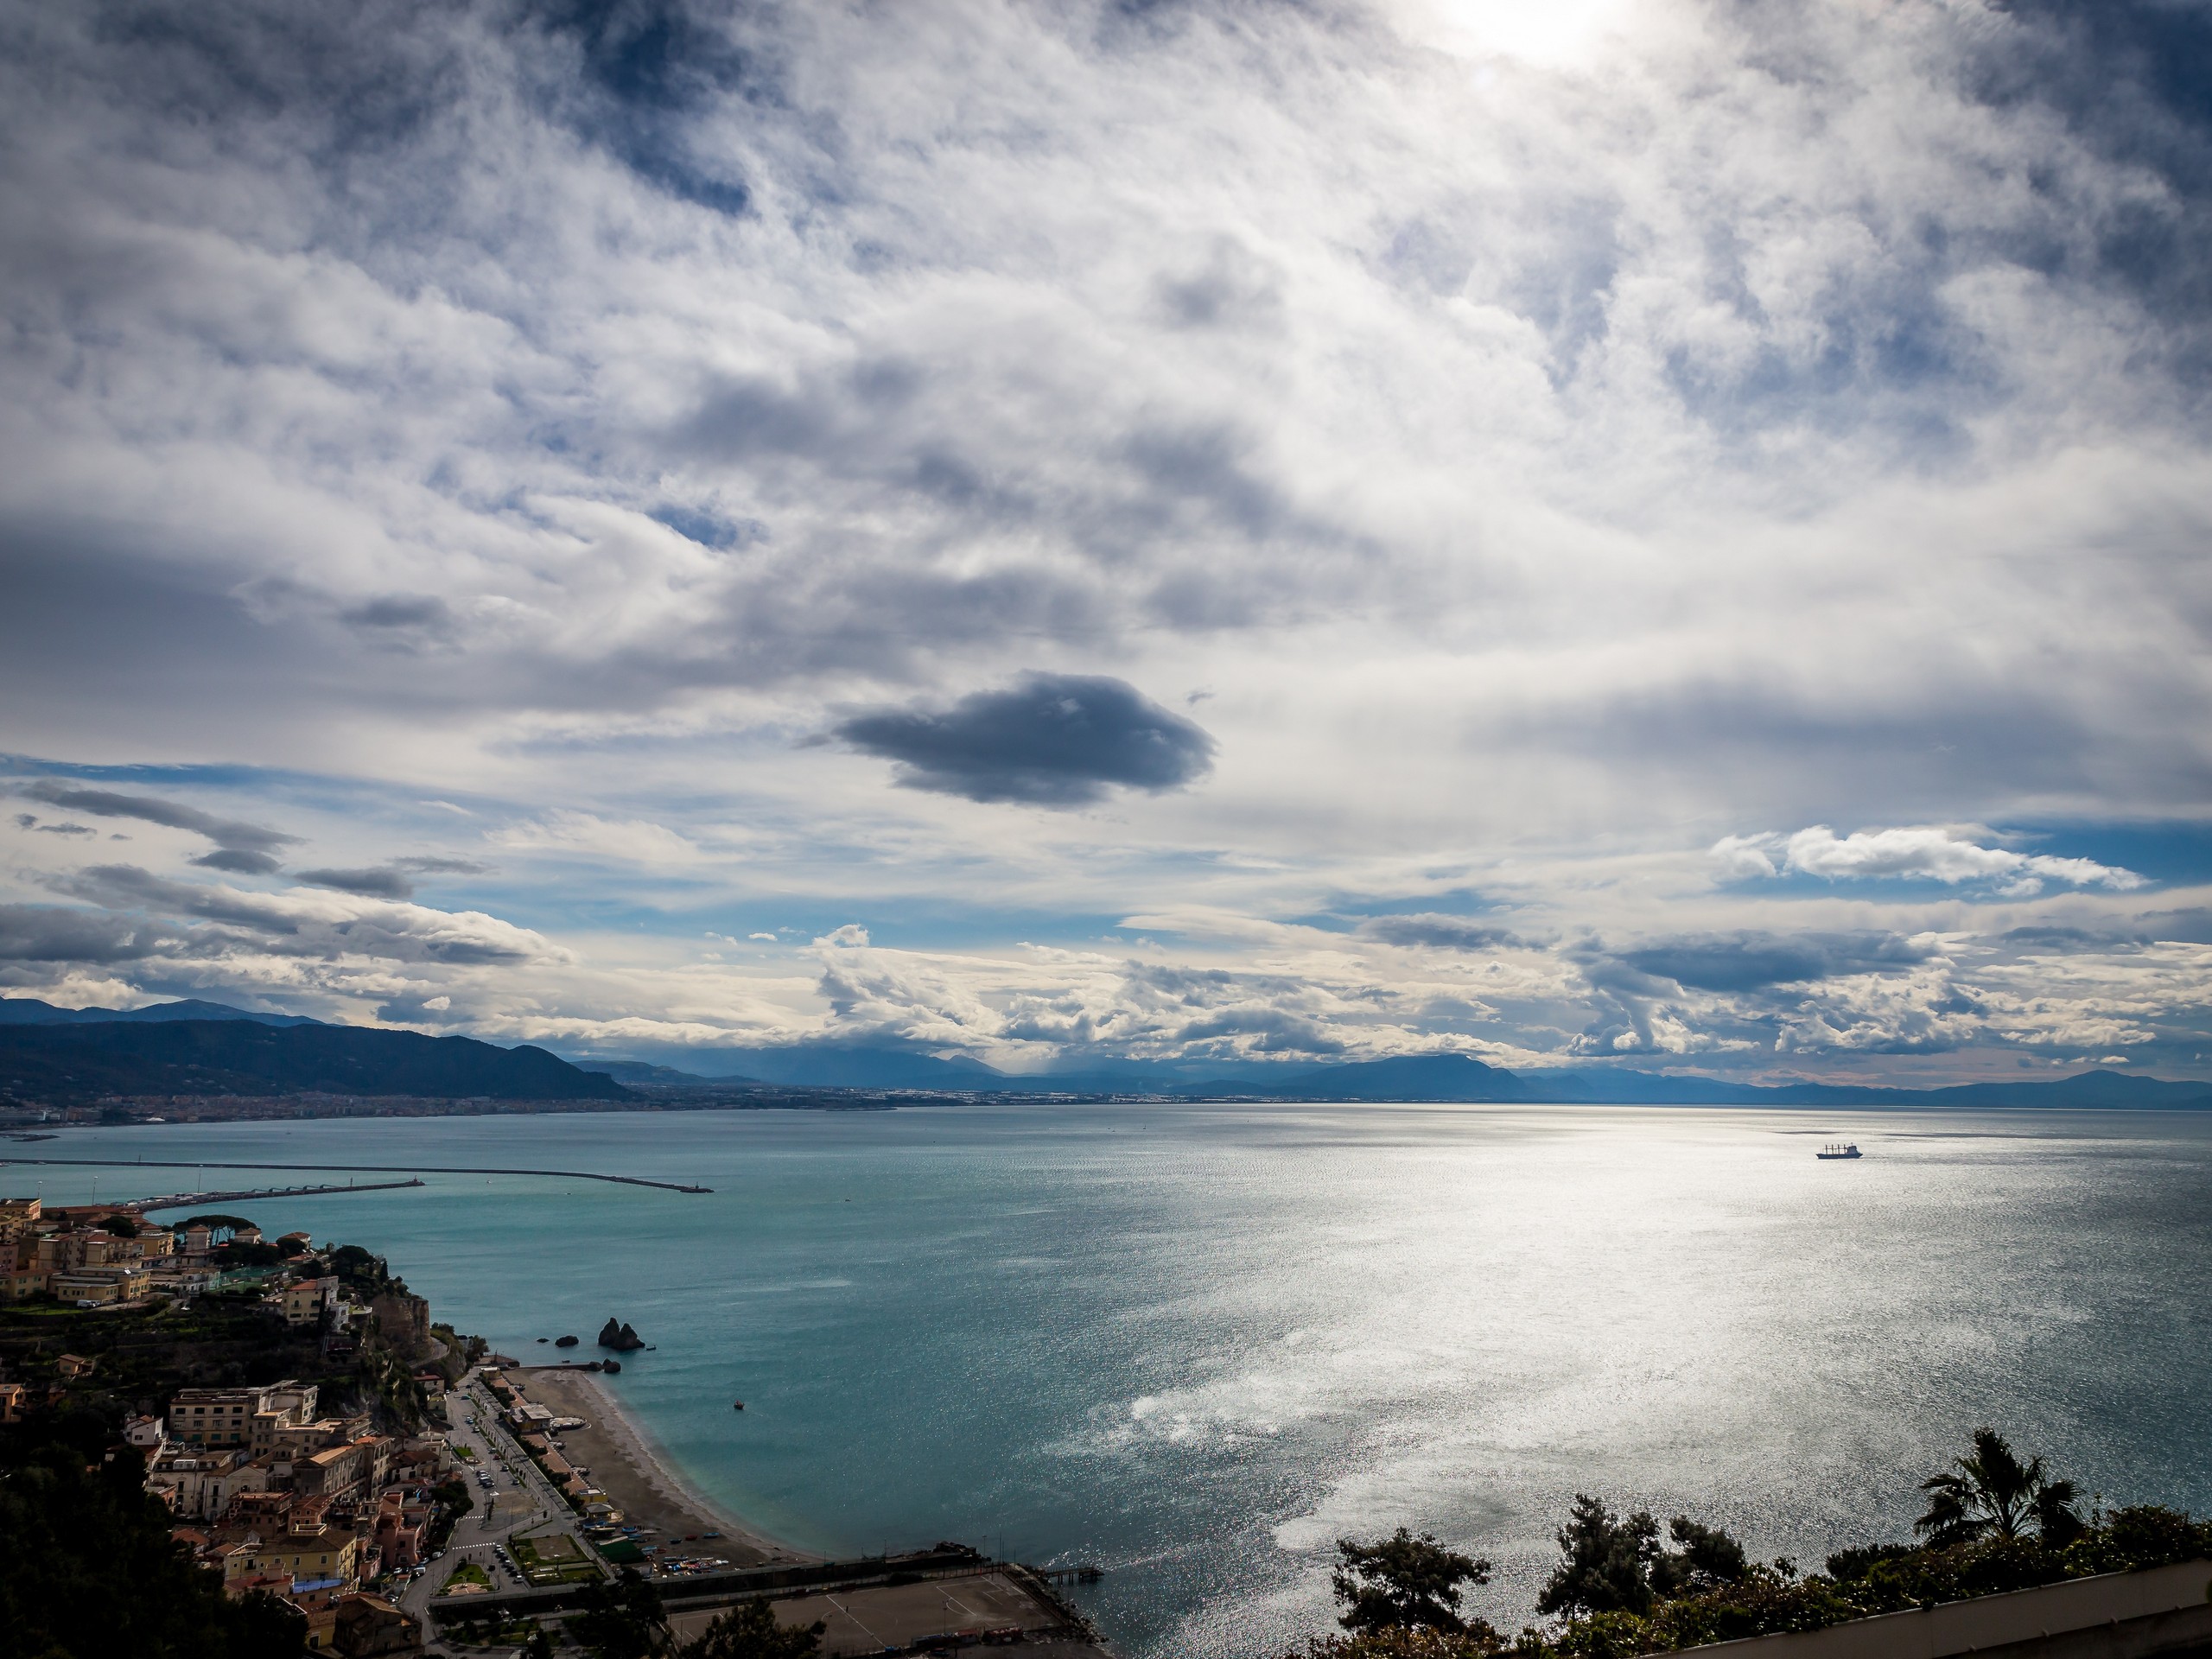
(510, 1365, 823, 1568)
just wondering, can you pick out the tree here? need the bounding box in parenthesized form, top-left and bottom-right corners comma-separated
(1537, 1498, 1750, 1618)
(572, 1567, 671, 1659)
(1538, 1497, 1662, 1618)
(1649, 1516, 1750, 1598)
(1332, 1528, 1492, 1635)
(1916, 1428, 2082, 1548)
(675, 1597, 826, 1659)
(0, 1440, 304, 1657)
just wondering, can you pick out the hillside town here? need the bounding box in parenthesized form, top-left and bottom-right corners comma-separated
(0, 1194, 469, 1654)
(0, 1190, 1119, 1658)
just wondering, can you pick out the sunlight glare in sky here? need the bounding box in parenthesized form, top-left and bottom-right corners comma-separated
(1411, 0, 1637, 66)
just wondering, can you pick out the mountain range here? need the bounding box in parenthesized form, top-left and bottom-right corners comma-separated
(581, 1038, 2212, 1109)
(0, 1013, 628, 1104)
(1, 997, 2207, 1109)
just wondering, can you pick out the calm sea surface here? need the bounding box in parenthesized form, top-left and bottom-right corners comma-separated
(16, 1104, 2211, 1656)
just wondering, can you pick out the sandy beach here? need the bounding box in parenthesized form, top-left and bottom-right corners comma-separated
(512, 1367, 821, 1571)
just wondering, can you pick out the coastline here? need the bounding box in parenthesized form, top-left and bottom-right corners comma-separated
(512, 1366, 823, 1568)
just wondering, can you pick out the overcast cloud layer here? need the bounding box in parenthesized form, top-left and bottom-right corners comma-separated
(2, 0, 2209, 1082)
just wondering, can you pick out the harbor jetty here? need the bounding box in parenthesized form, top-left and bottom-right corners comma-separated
(0, 1155, 711, 1194)
(125, 1177, 425, 1213)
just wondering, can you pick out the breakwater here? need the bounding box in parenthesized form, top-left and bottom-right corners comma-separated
(126, 1178, 426, 1213)
(0, 1156, 710, 1194)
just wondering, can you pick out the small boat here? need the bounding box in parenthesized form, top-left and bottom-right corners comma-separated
(732, 1400, 745, 1411)
(1816, 1142, 1863, 1160)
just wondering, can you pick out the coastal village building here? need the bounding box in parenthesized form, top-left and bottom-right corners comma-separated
(0, 1222, 474, 1647)
(147, 1446, 272, 1519)
(0, 1267, 46, 1300)
(221, 1519, 362, 1599)
(170, 1379, 319, 1448)
(53, 1263, 151, 1303)
(283, 1275, 340, 1325)
(333, 1592, 419, 1657)
(293, 1440, 371, 1502)
(0, 1203, 176, 1302)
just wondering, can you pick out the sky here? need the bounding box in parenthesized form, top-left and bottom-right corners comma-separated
(2, 0, 2209, 1083)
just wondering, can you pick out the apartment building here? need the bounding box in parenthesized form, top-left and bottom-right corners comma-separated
(0, 1197, 40, 1244)
(169, 1378, 316, 1448)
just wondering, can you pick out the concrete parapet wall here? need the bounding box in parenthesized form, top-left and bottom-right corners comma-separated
(1681, 1561, 2212, 1659)
(427, 1548, 986, 1624)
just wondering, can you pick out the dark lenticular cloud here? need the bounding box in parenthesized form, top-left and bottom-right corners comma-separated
(1617, 932, 1939, 993)
(0, 903, 169, 963)
(192, 849, 286, 875)
(1357, 915, 1530, 951)
(834, 673, 1216, 805)
(22, 782, 298, 862)
(296, 857, 487, 900)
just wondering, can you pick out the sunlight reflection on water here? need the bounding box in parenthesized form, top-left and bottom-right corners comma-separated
(31, 1104, 2211, 1657)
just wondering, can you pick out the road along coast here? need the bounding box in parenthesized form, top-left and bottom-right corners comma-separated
(461, 1368, 1115, 1655)
(506, 1365, 812, 1572)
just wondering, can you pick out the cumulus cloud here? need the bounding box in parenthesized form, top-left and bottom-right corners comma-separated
(1713, 827, 2145, 896)
(54, 865, 558, 967)
(834, 673, 1216, 805)
(0, 0, 2209, 1081)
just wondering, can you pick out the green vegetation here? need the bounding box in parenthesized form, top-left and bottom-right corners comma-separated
(512, 1530, 606, 1586)
(0, 1284, 329, 1417)
(442, 1560, 493, 1592)
(1334, 1529, 1492, 1635)
(1287, 1429, 2212, 1659)
(1536, 1503, 1753, 1619)
(560, 1569, 823, 1659)
(569, 1568, 674, 1659)
(443, 1612, 551, 1649)
(677, 1597, 829, 1658)
(0, 1225, 481, 1658)
(1917, 1427, 2082, 1548)
(0, 1432, 304, 1657)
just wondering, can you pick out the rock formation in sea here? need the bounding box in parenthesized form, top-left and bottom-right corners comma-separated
(555, 1333, 579, 1347)
(597, 1318, 645, 1351)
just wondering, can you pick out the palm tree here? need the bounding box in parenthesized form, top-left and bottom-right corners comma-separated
(1916, 1427, 2082, 1548)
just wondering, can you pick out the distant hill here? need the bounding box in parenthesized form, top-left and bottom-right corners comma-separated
(1181, 1052, 1531, 1102)
(0, 996, 319, 1027)
(560, 1040, 2212, 1108)
(575, 1059, 728, 1087)
(592, 1045, 1005, 1090)
(0, 1020, 631, 1103)
(1173, 1058, 2208, 1109)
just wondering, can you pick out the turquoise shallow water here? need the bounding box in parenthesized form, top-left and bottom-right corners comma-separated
(15, 1103, 2211, 1656)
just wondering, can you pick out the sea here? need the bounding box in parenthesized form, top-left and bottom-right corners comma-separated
(16, 1103, 2211, 1657)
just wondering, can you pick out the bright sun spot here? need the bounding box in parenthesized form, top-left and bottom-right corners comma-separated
(1409, 0, 1636, 66)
